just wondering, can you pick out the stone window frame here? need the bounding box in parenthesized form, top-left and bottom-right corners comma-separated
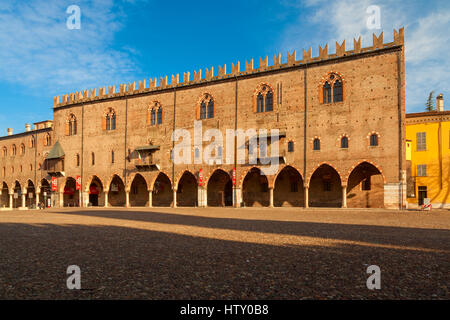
(318, 71, 345, 105)
(253, 83, 275, 113)
(11, 144, 17, 156)
(66, 113, 78, 136)
(29, 136, 36, 148)
(102, 108, 117, 131)
(44, 133, 52, 146)
(2, 146, 7, 157)
(196, 93, 215, 120)
(287, 140, 295, 153)
(367, 131, 381, 147)
(338, 134, 350, 149)
(20, 143, 25, 156)
(147, 101, 163, 126)
(311, 136, 321, 151)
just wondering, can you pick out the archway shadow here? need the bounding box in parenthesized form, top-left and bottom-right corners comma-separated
(53, 209, 450, 252)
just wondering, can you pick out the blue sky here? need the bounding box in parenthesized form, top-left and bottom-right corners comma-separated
(0, 0, 449, 135)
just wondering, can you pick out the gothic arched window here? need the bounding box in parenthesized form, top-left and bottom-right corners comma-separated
(265, 91, 273, 112)
(370, 134, 379, 146)
(255, 84, 274, 113)
(151, 109, 156, 125)
(207, 100, 214, 118)
(67, 114, 77, 136)
(257, 93, 264, 113)
(105, 108, 116, 131)
(149, 102, 162, 126)
(157, 107, 163, 124)
(322, 73, 344, 104)
(198, 94, 214, 120)
(341, 136, 349, 149)
(313, 138, 320, 151)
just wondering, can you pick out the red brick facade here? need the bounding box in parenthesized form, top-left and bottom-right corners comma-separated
(0, 29, 407, 210)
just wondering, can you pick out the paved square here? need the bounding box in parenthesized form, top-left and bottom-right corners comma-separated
(0, 207, 448, 299)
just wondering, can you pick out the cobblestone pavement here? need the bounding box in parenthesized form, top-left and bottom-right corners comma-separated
(0, 207, 448, 299)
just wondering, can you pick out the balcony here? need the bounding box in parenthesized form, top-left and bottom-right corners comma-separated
(134, 157, 160, 171)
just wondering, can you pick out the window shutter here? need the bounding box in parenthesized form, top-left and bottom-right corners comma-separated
(65, 122, 70, 136)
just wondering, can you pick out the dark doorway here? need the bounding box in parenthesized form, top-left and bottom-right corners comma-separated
(89, 193, 99, 206)
(418, 186, 427, 206)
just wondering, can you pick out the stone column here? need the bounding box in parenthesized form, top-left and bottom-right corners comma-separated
(173, 189, 177, 208)
(233, 187, 242, 208)
(59, 192, 64, 207)
(148, 190, 153, 208)
(126, 191, 130, 208)
(341, 184, 347, 208)
(104, 191, 109, 208)
(36, 192, 40, 208)
(304, 185, 309, 208)
(9, 192, 13, 209)
(269, 187, 274, 208)
(197, 187, 207, 207)
(21, 189, 27, 208)
(82, 192, 89, 207)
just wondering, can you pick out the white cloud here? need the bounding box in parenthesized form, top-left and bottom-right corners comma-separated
(280, 0, 450, 112)
(0, 0, 142, 96)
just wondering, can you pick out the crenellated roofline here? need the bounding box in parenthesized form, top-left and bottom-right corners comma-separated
(53, 28, 404, 109)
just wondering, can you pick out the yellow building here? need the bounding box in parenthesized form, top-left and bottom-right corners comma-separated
(406, 94, 450, 208)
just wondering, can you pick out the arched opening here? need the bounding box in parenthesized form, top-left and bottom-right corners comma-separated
(40, 179, 51, 208)
(242, 168, 270, 207)
(207, 169, 233, 207)
(13, 181, 22, 208)
(130, 174, 149, 207)
(347, 162, 384, 208)
(274, 166, 304, 207)
(26, 180, 36, 208)
(88, 176, 104, 207)
(1, 182, 10, 208)
(63, 177, 79, 207)
(152, 173, 173, 207)
(309, 164, 342, 207)
(177, 171, 198, 207)
(108, 175, 126, 207)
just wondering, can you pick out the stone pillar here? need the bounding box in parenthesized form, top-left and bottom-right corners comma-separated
(104, 191, 109, 208)
(59, 192, 64, 207)
(36, 192, 40, 208)
(173, 189, 177, 208)
(148, 190, 153, 207)
(9, 193, 13, 209)
(304, 185, 309, 208)
(341, 184, 347, 208)
(126, 191, 130, 208)
(269, 187, 274, 208)
(21, 189, 26, 208)
(233, 187, 242, 208)
(197, 187, 207, 207)
(82, 192, 89, 207)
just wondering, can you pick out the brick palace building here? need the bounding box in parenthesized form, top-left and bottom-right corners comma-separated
(0, 28, 407, 210)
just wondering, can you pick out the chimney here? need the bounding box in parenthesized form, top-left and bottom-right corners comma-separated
(436, 94, 444, 112)
(7, 128, 13, 136)
(25, 124, 31, 132)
